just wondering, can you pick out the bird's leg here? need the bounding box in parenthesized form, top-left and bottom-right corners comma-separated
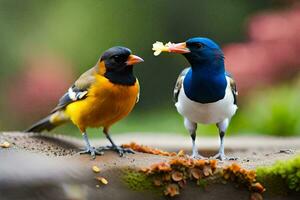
(97, 128, 134, 157)
(184, 118, 205, 159)
(213, 119, 237, 161)
(190, 131, 205, 159)
(214, 130, 226, 161)
(78, 132, 103, 159)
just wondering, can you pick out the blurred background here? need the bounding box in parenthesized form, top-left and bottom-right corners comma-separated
(0, 0, 299, 138)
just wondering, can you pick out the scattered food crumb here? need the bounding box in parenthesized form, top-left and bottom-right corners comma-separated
(96, 185, 100, 188)
(122, 142, 177, 156)
(0, 141, 10, 148)
(92, 165, 101, 173)
(138, 157, 265, 197)
(96, 177, 108, 185)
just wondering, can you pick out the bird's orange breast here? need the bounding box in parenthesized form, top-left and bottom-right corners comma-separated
(65, 74, 139, 131)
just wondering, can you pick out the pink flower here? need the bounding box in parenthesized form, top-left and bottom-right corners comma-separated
(7, 54, 74, 121)
(224, 3, 300, 95)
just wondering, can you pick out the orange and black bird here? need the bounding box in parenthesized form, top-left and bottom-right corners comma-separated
(25, 46, 144, 159)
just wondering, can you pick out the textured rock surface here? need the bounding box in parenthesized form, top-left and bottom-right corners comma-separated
(0, 132, 299, 200)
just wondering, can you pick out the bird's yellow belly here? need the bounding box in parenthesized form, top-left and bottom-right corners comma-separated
(65, 76, 139, 131)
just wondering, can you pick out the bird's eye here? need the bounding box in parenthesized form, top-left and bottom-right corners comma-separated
(113, 55, 122, 63)
(194, 43, 203, 49)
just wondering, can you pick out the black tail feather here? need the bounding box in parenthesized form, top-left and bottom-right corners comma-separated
(25, 115, 56, 133)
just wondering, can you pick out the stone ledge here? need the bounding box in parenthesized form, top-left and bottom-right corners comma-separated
(0, 132, 299, 200)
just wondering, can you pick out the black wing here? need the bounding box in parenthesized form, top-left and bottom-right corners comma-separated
(51, 85, 88, 113)
(50, 66, 97, 113)
(226, 72, 238, 105)
(173, 68, 190, 102)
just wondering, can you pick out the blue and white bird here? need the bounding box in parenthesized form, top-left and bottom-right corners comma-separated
(156, 37, 238, 160)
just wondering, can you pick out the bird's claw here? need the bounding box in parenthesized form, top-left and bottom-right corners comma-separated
(97, 145, 135, 157)
(213, 153, 238, 161)
(78, 146, 103, 160)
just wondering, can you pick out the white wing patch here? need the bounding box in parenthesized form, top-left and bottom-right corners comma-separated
(68, 87, 88, 101)
(136, 92, 140, 103)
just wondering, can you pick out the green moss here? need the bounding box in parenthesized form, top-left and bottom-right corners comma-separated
(197, 179, 208, 188)
(257, 154, 300, 194)
(122, 170, 156, 192)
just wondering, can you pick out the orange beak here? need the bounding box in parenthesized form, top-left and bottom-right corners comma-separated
(126, 55, 144, 65)
(168, 42, 190, 54)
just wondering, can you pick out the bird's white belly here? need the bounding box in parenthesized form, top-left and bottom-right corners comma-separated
(175, 81, 237, 124)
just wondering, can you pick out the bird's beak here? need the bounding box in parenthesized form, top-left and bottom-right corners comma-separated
(126, 55, 144, 65)
(168, 42, 190, 54)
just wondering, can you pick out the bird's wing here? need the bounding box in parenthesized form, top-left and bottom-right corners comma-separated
(173, 67, 190, 102)
(51, 66, 98, 113)
(226, 72, 238, 105)
(135, 79, 140, 103)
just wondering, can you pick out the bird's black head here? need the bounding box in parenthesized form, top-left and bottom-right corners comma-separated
(100, 46, 143, 72)
(99, 46, 143, 85)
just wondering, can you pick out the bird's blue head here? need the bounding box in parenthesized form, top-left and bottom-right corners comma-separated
(168, 37, 224, 71)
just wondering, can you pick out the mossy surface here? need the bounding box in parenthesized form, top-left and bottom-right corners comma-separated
(122, 169, 160, 193)
(257, 154, 300, 194)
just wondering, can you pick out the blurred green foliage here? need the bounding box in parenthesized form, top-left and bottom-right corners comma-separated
(0, 0, 272, 108)
(231, 79, 300, 136)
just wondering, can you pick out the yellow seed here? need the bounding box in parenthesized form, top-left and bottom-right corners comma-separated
(0, 141, 10, 148)
(96, 177, 108, 185)
(92, 165, 101, 173)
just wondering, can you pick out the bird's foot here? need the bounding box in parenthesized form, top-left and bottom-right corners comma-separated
(213, 153, 238, 161)
(277, 149, 294, 154)
(78, 146, 103, 160)
(190, 153, 206, 160)
(97, 145, 135, 157)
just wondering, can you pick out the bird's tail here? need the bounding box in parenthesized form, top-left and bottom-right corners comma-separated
(25, 111, 69, 133)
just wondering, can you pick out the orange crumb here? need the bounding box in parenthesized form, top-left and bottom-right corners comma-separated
(171, 171, 184, 182)
(164, 184, 180, 197)
(190, 168, 202, 180)
(122, 142, 177, 156)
